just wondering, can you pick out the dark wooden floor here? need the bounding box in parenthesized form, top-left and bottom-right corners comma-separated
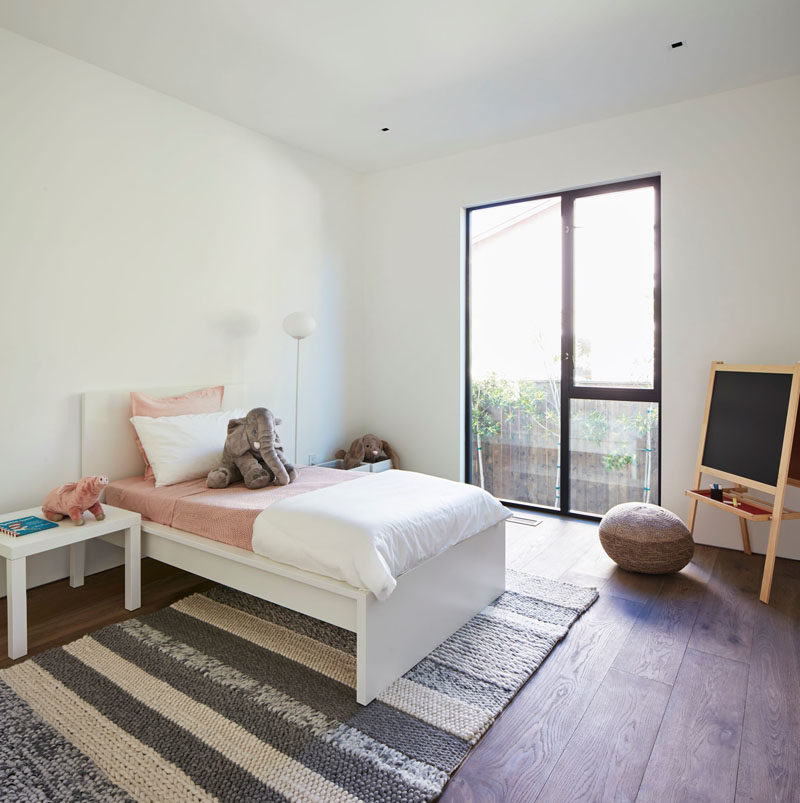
(0, 558, 212, 667)
(443, 514, 800, 803)
(2, 519, 799, 801)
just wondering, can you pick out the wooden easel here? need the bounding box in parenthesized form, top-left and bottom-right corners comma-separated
(686, 362, 800, 604)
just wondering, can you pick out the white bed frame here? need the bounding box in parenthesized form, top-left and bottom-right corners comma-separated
(82, 384, 506, 704)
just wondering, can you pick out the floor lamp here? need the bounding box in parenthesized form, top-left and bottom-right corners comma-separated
(282, 311, 316, 464)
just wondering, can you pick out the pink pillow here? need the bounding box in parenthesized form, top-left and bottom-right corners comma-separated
(130, 386, 225, 480)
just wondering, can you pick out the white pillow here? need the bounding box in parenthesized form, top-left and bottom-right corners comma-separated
(130, 408, 246, 487)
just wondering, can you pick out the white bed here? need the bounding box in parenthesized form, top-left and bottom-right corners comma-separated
(82, 384, 506, 704)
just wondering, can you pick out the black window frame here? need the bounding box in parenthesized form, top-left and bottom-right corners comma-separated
(464, 175, 662, 519)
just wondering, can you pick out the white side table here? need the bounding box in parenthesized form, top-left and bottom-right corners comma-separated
(0, 504, 141, 660)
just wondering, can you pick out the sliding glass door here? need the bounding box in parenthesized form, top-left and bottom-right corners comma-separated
(466, 177, 660, 516)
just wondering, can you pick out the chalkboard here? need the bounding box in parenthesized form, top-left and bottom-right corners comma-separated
(702, 370, 793, 487)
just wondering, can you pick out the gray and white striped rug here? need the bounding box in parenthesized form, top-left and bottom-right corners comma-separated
(0, 570, 597, 802)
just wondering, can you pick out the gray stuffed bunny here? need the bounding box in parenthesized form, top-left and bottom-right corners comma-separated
(207, 407, 298, 489)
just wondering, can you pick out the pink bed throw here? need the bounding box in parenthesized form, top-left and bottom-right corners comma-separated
(106, 466, 363, 551)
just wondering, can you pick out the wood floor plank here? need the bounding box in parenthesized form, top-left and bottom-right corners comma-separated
(506, 521, 558, 570)
(558, 568, 609, 594)
(566, 528, 665, 604)
(612, 573, 705, 685)
(0, 558, 210, 667)
(687, 547, 761, 663)
(440, 593, 644, 803)
(681, 543, 719, 585)
(505, 520, 535, 558)
(587, 546, 715, 685)
(774, 553, 800, 580)
(520, 520, 597, 579)
(536, 669, 671, 803)
(602, 568, 664, 605)
(736, 581, 800, 802)
(637, 648, 748, 803)
(566, 531, 617, 580)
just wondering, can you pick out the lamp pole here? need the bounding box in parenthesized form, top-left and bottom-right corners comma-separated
(293, 337, 301, 464)
(282, 311, 316, 465)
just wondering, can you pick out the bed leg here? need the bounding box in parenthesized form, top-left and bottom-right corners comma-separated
(355, 610, 379, 706)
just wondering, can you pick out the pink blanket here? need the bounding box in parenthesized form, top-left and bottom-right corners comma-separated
(106, 466, 364, 551)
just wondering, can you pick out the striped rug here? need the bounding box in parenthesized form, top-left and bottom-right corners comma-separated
(0, 570, 597, 802)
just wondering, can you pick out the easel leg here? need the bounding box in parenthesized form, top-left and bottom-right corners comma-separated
(759, 517, 782, 604)
(687, 470, 702, 534)
(739, 518, 752, 555)
(687, 499, 698, 534)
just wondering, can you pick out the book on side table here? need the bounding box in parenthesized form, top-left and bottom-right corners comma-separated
(0, 515, 59, 537)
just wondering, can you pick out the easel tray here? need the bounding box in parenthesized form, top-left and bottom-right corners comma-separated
(685, 488, 800, 521)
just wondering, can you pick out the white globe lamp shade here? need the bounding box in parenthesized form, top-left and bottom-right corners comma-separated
(282, 311, 316, 340)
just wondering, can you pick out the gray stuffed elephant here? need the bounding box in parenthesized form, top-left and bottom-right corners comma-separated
(207, 407, 298, 489)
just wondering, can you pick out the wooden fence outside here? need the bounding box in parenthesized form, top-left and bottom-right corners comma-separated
(470, 395, 659, 515)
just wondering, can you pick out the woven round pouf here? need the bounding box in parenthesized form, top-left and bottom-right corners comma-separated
(599, 502, 694, 574)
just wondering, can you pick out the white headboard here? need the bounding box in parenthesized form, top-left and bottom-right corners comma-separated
(81, 384, 248, 480)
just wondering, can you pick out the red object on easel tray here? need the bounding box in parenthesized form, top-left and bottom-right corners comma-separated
(692, 489, 767, 517)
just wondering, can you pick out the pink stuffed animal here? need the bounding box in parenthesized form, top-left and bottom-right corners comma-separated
(42, 475, 109, 525)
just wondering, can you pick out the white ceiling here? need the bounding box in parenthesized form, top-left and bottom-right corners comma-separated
(2, 0, 799, 172)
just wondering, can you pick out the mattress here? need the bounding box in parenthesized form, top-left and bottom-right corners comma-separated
(252, 469, 511, 599)
(106, 466, 363, 551)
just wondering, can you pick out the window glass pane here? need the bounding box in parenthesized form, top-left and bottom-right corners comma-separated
(569, 399, 659, 515)
(469, 198, 562, 507)
(573, 187, 656, 388)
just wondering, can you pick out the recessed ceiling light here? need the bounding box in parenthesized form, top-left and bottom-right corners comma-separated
(670, 41, 684, 49)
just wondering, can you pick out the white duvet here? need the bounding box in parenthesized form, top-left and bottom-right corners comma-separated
(251, 470, 510, 600)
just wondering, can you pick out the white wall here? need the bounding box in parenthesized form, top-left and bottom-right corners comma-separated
(362, 75, 800, 558)
(3, 23, 799, 599)
(0, 29, 364, 593)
